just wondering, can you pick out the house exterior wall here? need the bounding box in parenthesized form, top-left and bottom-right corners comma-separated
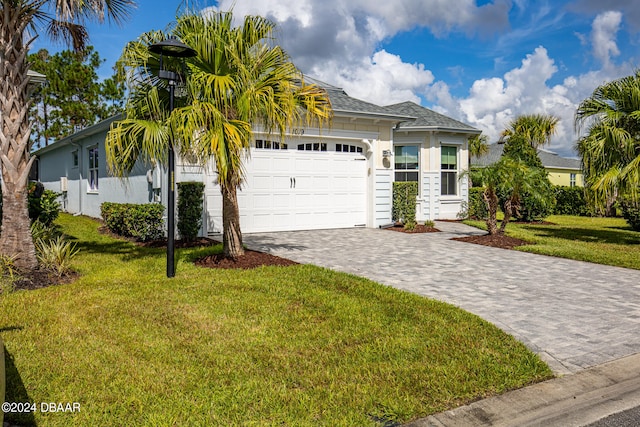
(393, 131, 469, 221)
(547, 168, 584, 187)
(38, 127, 158, 219)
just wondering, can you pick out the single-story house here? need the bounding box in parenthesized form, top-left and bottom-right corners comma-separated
(471, 143, 584, 187)
(35, 79, 480, 236)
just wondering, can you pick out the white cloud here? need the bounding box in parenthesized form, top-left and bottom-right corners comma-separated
(312, 50, 435, 106)
(591, 11, 622, 68)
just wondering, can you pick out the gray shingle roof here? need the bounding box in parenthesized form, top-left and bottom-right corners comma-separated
(471, 143, 581, 170)
(386, 101, 479, 133)
(305, 76, 414, 120)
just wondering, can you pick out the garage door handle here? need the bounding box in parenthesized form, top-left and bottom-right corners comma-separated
(293, 177, 296, 188)
(290, 177, 293, 188)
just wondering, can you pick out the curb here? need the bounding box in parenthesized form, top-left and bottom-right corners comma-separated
(405, 352, 640, 427)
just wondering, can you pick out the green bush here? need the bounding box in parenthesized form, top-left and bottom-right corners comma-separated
(392, 182, 418, 226)
(459, 187, 487, 220)
(0, 182, 60, 228)
(101, 202, 165, 241)
(620, 199, 640, 232)
(553, 186, 587, 216)
(177, 182, 205, 241)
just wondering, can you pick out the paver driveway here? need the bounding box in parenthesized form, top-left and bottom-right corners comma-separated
(244, 222, 640, 375)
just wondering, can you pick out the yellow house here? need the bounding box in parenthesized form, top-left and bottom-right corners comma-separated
(472, 143, 583, 187)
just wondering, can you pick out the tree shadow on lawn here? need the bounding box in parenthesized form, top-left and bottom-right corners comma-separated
(3, 341, 37, 426)
(521, 224, 640, 245)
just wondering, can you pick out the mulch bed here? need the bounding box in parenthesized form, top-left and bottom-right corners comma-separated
(12, 269, 79, 291)
(452, 233, 530, 250)
(195, 250, 298, 270)
(385, 224, 440, 233)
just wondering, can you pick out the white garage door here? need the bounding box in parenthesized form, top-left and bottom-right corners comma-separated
(205, 149, 368, 234)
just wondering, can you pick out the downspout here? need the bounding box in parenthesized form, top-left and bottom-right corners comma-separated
(70, 140, 83, 215)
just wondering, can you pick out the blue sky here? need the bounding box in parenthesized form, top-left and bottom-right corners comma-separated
(32, 0, 640, 157)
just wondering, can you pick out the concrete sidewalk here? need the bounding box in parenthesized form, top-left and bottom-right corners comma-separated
(407, 352, 640, 427)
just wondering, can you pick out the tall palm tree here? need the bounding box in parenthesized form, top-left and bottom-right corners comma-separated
(0, 0, 135, 270)
(501, 113, 559, 149)
(575, 70, 640, 211)
(107, 11, 333, 259)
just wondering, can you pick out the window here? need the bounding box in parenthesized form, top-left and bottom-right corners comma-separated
(394, 145, 419, 182)
(255, 139, 287, 150)
(72, 150, 79, 168)
(441, 146, 457, 196)
(336, 144, 363, 153)
(88, 146, 99, 191)
(570, 173, 576, 187)
(297, 142, 327, 151)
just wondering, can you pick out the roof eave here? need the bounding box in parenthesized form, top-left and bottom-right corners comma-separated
(333, 109, 416, 121)
(396, 125, 481, 134)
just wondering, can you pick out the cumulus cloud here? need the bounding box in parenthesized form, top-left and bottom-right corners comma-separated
(208, 0, 636, 157)
(591, 11, 622, 67)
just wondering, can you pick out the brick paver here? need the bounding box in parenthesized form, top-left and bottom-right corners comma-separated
(244, 222, 640, 374)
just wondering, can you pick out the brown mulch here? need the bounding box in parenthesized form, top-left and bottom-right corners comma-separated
(195, 249, 298, 270)
(386, 224, 440, 233)
(12, 269, 79, 291)
(452, 233, 529, 250)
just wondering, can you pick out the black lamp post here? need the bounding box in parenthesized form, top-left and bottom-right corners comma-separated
(149, 36, 196, 278)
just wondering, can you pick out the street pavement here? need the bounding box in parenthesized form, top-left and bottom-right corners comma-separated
(244, 222, 640, 425)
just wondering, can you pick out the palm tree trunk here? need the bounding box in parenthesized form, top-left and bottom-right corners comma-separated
(1, 9, 39, 270)
(221, 185, 245, 259)
(499, 199, 513, 234)
(483, 189, 499, 235)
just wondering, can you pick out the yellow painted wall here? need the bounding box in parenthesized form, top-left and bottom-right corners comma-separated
(547, 168, 583, 187)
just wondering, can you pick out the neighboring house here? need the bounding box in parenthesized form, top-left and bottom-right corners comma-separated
(35, 79, 480, 236)
(471, 143, 584, 187)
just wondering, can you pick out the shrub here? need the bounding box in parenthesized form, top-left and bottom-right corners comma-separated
(553, 186, 587, 216)
(392, 182, 418, 226)
(458, 187, 487, 220)
(177, 182, 205, 241)
(0, 254, 19, 294)
(620, 199, 640, 232)
(28, 182, 61, 226)
(35, 236, 79, 277)
(30, 219, 62, 242)
(101, 202, 165, 241)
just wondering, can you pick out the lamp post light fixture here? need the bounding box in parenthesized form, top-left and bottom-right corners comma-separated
(148, 36, 196, 278)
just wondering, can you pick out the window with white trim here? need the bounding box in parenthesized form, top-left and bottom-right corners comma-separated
(255, 139, 288, 150)
(88, 146, 99, 192)
(440, 145, 457, 196)
(394, 145, 419, 182)
(570, 173, 576, 187)
(72, 150, 79, 168)
(297, 142, 327, 151)
(336, 144, 363, 153)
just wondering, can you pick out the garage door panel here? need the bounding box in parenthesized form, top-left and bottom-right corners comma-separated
(206, 149, 367, 233)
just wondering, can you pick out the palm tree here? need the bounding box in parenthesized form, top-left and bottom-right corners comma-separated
(0, 0, 134, 270)
(501, 113, 559, 149)
(107, 11, 332, 259)
(474, 156, 551, 235)
(575, 71, 640, 212)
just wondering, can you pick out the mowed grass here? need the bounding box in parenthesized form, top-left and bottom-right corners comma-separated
(465, 215, 640, 270)
(1, 214, 551, 426)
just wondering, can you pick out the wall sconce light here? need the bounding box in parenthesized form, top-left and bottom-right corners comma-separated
(382, 149, 392, 157)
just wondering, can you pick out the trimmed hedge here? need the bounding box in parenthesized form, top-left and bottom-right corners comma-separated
(177, 182, 205, 241)
(392, 182, 418, 226)
(553, 186, 588, 216)
(620, 199, 640, 232)
(101, 202, 165, 241)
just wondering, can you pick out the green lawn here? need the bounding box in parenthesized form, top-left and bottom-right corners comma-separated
(1, 214, 551, 426)
(465, 215, 640, 270)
